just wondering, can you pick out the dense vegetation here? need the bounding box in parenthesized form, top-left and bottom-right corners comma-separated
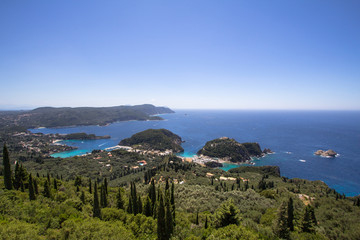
(2, 144, 360, 239)
(197, 138, 265, 162)
(120, 129, 184, 153)
(60, 133, 110, 140)
(0, 104, 173, 129)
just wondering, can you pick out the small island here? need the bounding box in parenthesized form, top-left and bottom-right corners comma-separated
(197, 137, 271, 163)
(314, 149, 338, 157)
(119, 129, 184, 153)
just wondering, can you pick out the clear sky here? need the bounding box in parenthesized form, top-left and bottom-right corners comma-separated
(0, 0, 359, 110)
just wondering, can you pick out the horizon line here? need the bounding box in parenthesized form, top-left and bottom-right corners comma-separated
(1, 105, 360, 112)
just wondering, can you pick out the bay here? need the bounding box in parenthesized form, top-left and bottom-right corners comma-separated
(30, 110, 360, 196)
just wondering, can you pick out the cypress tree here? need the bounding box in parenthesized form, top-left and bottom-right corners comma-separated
(14, 161, 21, 190)
(74, 176, 81, 187)
(165, 178, 169, 191)
(93, 182, 101, 218)
(80, 191, 85, 204)
(28, 174, 36, 200)
(102, 185, 107, 207)
(53, 179, 58, 190)
(149, 178, 156, 207)
(165, 195, 173, 239)
(132, 182, 138, 214)
(33, 179, 38, 194)
(43, 180, 51, 198)
(20, 180, 24, 192)
(47, 173, 50, 183)
(205, 216, 208, 229)
(170, 182, 175, 206)
(127, 195, 133, 213)
(89, 178, 92, 194)
(138, 196, 143, 214)
(196, 210, 199, 225)
(116, 188, 124, 210)
(288, 197, 294, 231)
(171, 182, 175, 224)
(144, 196, 152, 217)
(276, 201, 290, 239)
(301, 205, 317, 233)
(157, 191, 167, 240)
(104, 178, 108, 194)
(2, 144, 12, 190)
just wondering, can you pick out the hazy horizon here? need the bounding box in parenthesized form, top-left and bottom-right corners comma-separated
(1, 104, 360, 112)
(1, 1, 359, 110)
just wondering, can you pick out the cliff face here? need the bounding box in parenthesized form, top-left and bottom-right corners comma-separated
(197, 137, 265, 163)
(119, 129, 184, 153)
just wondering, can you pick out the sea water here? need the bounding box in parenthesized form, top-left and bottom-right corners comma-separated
(30, 110, 360, 196)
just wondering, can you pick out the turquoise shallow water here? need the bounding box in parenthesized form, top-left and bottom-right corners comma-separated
(31, 110, 360, 196)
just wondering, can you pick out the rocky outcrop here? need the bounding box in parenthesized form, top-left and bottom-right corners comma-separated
(263, 148, 274, 154)
(314, 149, 337, 157)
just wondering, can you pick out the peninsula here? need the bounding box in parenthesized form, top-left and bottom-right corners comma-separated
(119, 129, 184, 153)
(197, 137, 270, 163)
(0, 104, 174, 129)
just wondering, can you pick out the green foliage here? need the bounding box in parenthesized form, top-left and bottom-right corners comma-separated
(288, 197, 294, 231)
(197, 138, 252, 162)
(42, 180, 51, 198)
(116, 188, 125, 210)
(242, 142, 263, 157)
(229, 165, 281, 177)
(0, 104, 173, 128)
(157, 190, 167, 240)
(120, 128, 184, 153)
(301, 205, 317, 233)
(2, 144, 12, 190)
(207, 224, 259, 240)
(62, 132, 110, 140)
(1, 147, 360, 239)
(276, 201, 290, 239)
(93, 182, 101, 219)
(214, 199, 240, 228)
(28, 174, 36, 200)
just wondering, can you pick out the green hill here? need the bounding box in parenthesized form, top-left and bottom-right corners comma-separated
(2, 147, 360, 240)
(197, 137, 265, 162)
(119, 129, 184, 153)
(0, 104, 174, 129)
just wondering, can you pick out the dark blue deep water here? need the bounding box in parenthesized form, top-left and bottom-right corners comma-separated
(30, 110, 360, 196)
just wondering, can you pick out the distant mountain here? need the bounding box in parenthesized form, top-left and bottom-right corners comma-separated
(0, 104, 174, 129)
(119, 128, 184, 153)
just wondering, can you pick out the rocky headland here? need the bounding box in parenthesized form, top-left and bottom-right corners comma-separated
(197, 137, 272, 163)
(119, 128, 184, 153)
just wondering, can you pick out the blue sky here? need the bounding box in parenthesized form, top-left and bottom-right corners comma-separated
(0, 0, 359, 110)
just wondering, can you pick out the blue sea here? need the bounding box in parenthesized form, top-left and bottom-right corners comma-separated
(30, 110, 360, 196)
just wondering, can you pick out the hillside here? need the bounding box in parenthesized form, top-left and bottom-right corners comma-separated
(0, 104, 174, 129)
(1, 146, 360, 239)
(197, 137, 265, 162)
(119, 129, 184, 153)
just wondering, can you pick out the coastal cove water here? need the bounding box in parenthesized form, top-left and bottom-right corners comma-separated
(30, 110, 360, 196)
